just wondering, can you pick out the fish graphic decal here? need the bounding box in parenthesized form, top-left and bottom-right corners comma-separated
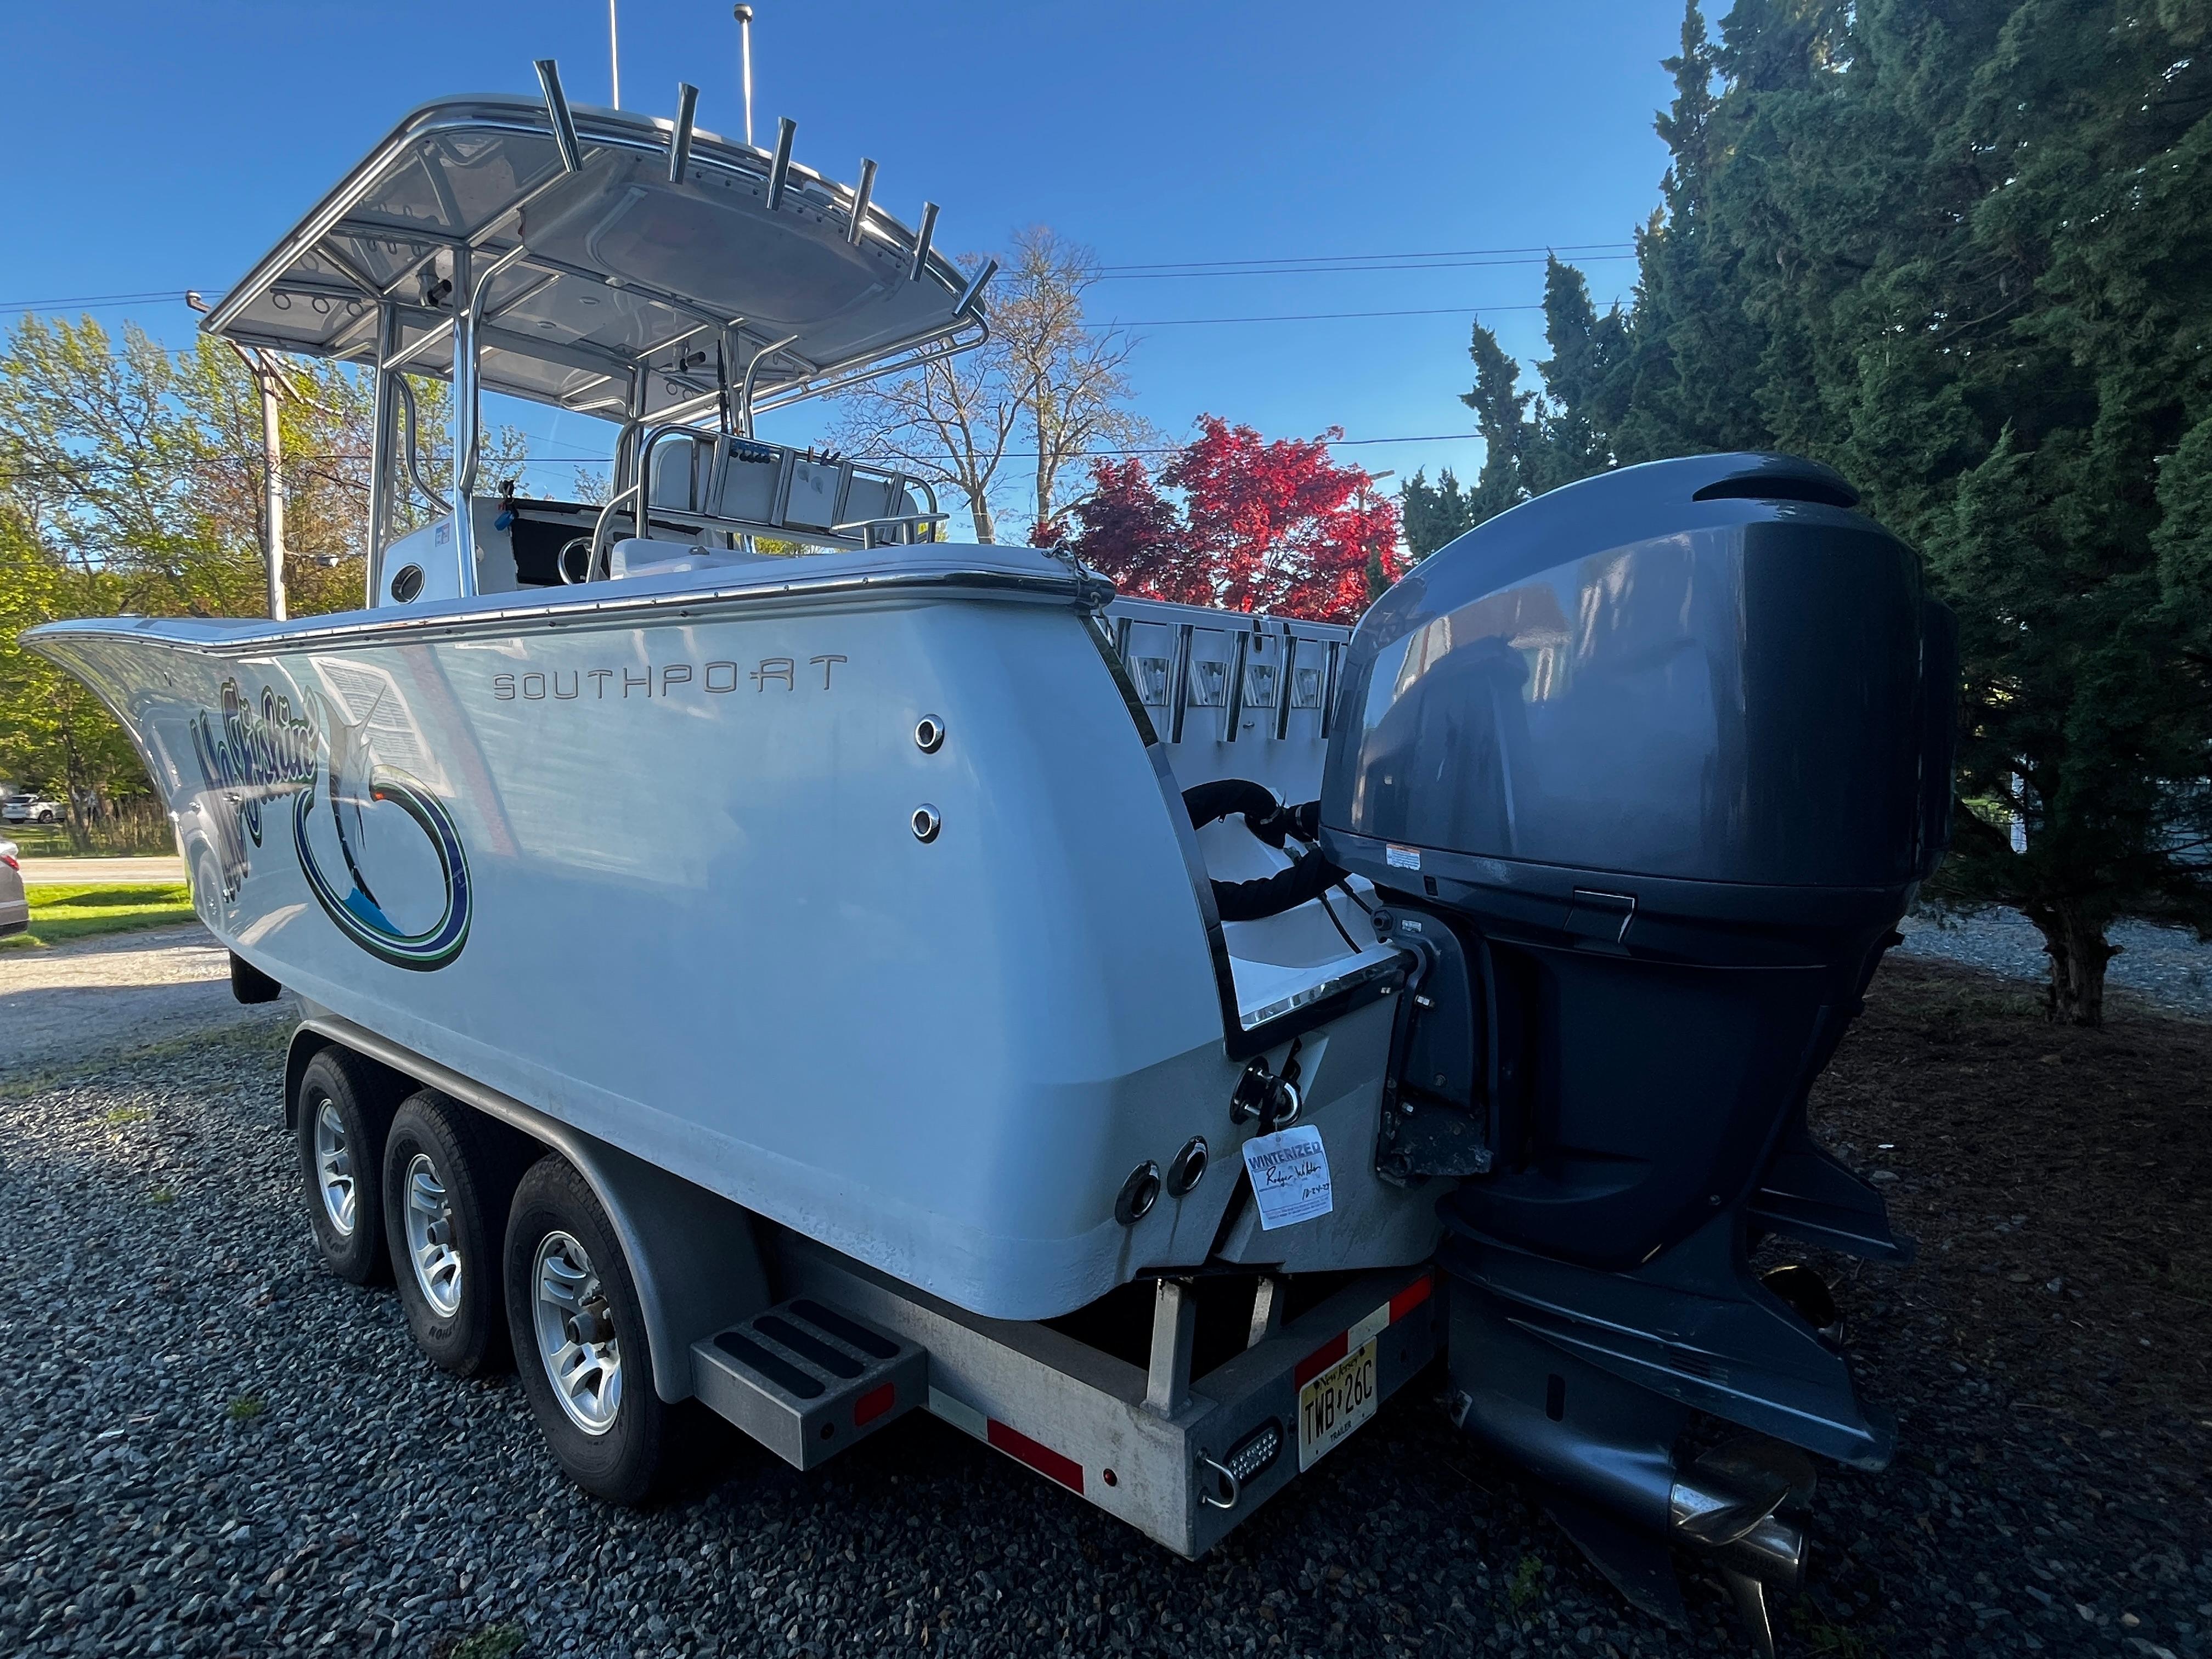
(189, 677, 471, 970)
(291, 686, 472, 970)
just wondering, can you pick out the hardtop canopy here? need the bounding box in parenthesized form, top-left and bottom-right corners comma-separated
(202, 82, 988, 425)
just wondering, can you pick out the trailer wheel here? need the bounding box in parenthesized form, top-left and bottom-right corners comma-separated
(504, 1154, 688, 1504)
(293, 1048, 397, 1285)
(382, 1091, 518, 1376)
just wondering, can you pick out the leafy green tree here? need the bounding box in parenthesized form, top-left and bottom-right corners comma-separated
(0, 505, 146, 814)
(1430, 0, 2212, 1024)
(0, 314, 530, 817)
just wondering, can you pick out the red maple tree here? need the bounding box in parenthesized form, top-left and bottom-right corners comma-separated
(1043, 416, 1403, 624)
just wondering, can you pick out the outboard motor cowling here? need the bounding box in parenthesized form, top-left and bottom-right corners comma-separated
(1321, 453, 1955, 1649)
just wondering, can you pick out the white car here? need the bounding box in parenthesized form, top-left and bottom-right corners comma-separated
(2, 796, 62, 824)
(0, 839, 26, 938)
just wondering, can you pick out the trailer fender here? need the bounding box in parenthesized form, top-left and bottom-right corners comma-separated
(285, 1013, 771, 1402)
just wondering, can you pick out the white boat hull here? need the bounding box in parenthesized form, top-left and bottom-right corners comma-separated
(32, 545, 1426, 1318)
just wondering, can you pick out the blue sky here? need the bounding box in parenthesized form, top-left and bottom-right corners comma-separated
(0, 1, 1683, 526)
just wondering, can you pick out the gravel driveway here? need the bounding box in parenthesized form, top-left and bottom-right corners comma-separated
(0, 924, 285, 1080)
(1898, 909, 2212, 1017)
(3, 965, 2207, 1659)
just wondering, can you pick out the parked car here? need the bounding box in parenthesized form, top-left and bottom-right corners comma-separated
(0, 839, 26, 938)
(2, 796, 63, 825)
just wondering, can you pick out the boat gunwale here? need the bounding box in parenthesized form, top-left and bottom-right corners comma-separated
(24, 561, 1116, 661)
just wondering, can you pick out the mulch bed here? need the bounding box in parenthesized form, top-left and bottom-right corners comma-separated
(1776, 957, 2212, 1657)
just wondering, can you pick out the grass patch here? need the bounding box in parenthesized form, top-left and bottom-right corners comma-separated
(103, 1106, 150, 1125)
(1506, 1553, 1545, 1615)
(3, 883, 194, 949)
(444, 1623, 528, 1659)
(1790, 1596, 1878, 1656)
(227, 1394, 264, 1422)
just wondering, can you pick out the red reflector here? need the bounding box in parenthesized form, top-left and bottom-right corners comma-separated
(986, 1418, 1085, 1495)
(1293, 1331, 1350, 1389)
(1388, 1274, 1434, 1323)
(853, 1382, 896, 1427)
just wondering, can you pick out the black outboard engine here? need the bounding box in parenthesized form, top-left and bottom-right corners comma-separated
(1321, 453, 1955, 1649)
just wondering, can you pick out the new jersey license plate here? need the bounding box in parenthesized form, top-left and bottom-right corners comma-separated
(1297, 1338, 1378, 1470)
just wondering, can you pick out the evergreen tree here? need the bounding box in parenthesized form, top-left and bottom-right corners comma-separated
(1431, 0, 2212, 1023)
(1398, 469, 1477, 558)
(1530, 258, 1633, 489)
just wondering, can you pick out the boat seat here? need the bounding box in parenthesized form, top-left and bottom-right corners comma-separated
(608, 537, 786, 580)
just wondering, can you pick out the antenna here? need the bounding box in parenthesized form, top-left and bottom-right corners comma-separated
(608, 0, 622, 109)
(733, 5, 755, 147)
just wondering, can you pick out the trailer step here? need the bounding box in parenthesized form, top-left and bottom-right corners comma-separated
(690, 1297, 926, 1469)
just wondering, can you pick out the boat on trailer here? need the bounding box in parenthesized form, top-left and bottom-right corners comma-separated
(27, 61, 1957, 1653)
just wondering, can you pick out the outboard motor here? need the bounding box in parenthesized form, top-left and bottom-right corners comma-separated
(1321, 453, 1955, 1650)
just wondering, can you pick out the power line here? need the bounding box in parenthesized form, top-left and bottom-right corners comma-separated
(779, 433, 1482, 467)
(1096, 255, 1640, 281)
(1098, 242, 1635, 273)
(3, 244, 1645, 313)
(1, 289, 207, 311)
(0, 429, 1479, 488)
(1098, 301, 1594, 328)
(2, 247, 1643, 309)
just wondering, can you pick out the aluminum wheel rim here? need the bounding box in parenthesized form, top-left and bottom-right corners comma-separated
(312, 1098, 355, 1237)
(403, 1153, 464, 1318)
(531, 1230, 622, 1436)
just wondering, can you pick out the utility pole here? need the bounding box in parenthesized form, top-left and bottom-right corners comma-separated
(187, 291, 298, 622)
(735, 5, 755, 145)
(256, 366, 287, 621)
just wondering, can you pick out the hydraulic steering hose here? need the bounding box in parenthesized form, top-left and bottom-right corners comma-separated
(1182, 781, 1340, 922)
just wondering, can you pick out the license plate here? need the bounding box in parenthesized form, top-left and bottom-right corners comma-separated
(1297, 1338, 1378, 1470)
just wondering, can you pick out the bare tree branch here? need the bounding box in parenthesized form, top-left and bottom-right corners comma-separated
(831, 230, 1148, 543)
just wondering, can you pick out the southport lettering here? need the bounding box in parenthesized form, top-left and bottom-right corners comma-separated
(493, 654, 848, 701)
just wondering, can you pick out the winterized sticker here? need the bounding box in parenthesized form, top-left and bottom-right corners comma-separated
(1242, 1125, 1334, 1229)
(1385, 844, 1421, 870)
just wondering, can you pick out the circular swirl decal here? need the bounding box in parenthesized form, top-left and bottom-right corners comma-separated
(291, 689, 471, 970)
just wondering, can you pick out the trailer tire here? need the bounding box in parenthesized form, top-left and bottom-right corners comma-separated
(383, 1091, 518, 1377)
(504, 1154, 694, 1505)
(294, 1047, 397, 1285)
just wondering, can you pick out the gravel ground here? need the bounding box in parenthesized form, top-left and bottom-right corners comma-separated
(2, 962, 2207, 1659)
(1897, 909, 2212, 1017)
(0, 923, 282, 1076)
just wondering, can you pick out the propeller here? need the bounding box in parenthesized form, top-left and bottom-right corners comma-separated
(1669, 1437, 1818, 1658)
